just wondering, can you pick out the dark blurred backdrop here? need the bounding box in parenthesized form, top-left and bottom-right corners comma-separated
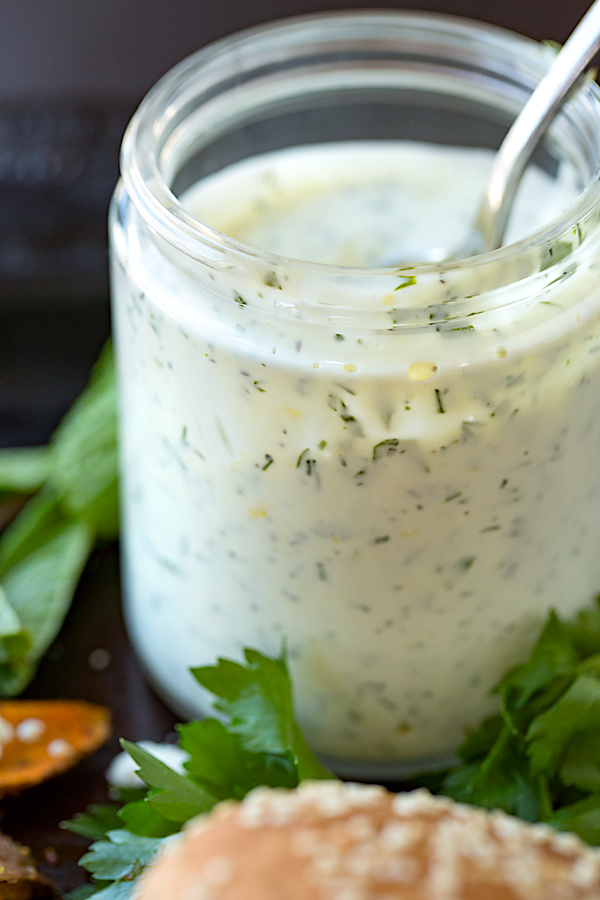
(0, 0, 592, 447)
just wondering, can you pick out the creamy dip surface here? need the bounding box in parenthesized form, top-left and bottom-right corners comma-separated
(112, 141, 600, 773)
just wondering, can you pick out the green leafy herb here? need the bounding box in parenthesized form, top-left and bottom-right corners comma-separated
(62, 805, 124, 841)
(0, 341, 118, 695)
(68, 600, 600, 898)
(48, 344, 119, 540)
(427, 600, 600, 844)
(0, 448, 52, 493)
(191, 648, 331, 781)
(66, 647, 333, 896)
(78, 831, 164, 900)
(393, 271, 417, 290)
(0, 519, 93, 694)
(119, 741, 216, 824)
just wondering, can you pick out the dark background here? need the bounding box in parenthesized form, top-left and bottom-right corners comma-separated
(0, 0, 593, 451)
(0, 3, 596, 893)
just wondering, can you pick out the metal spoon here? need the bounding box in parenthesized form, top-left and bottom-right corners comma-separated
(391, 0, 600, 265)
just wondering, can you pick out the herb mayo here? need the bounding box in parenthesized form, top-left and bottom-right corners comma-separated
(112, 138, 600, 772)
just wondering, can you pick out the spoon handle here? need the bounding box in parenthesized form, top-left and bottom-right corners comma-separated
(477, 0, 600, 252)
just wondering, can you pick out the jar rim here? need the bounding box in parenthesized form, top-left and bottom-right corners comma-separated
(120, 8, 600, 281)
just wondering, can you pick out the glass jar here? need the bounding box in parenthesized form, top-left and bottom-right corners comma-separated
(110, 10, 600, 778)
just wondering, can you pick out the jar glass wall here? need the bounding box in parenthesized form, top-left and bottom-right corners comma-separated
(110, 11, 600, 778)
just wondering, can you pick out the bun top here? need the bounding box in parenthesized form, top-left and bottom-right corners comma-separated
(137, 781, 600, 900)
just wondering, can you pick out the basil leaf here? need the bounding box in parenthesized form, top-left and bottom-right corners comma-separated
(0, 519, 93, 695)
(0, 447, 52, 493)
(0, 586, 30, 664)
(49, 346, 119, 541)
(0, 490, 65, 579)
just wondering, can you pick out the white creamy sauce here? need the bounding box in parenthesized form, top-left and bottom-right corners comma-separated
(190, 143, 578, 266)
(112, 141, 600, 771)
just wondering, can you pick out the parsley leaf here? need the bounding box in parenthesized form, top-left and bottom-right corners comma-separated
(178, 718, 297, 800)
(559, 726, 600, 792)
(69, 647, 333, 896)
(497, 610, 578, 718)
(526, 675, 600, 777)
(119, 741, 216, 824)
(548, 794, 600, 846)
(443, 728, 549, 822)
(565, 599, 600, 657)
(62, 806, 123, 841)
(71, 605, 600, 898)
(417, 602, 600, 845)
(78, 830, 164, 898)
(118, 797, 177, 839)
(191, 647, 332, 781)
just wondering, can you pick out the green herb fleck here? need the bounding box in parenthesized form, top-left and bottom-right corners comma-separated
(233, 291, 247, 308)
(296, 449, 309, 469)
(264, 271, 282, 290)
(541, 241, 573, 271)
(372, 439, 400, 460)
(435, 388, 445, 414)
(394, 274, 417, 291)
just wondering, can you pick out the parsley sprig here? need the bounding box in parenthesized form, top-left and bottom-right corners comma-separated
(430, 603, 600, 844)
(63, 648, 333, 899)
(66, 603, 600, 898)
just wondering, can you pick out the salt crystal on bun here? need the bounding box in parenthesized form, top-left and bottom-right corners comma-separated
(137, 781, 600, 900)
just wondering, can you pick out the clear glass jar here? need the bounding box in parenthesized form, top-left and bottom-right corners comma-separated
(110, 10, 600, 778)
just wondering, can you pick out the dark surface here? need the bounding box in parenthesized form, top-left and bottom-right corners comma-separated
(0, 2, 596, 448)
(0, 545, 179, 897)
(0, 0, 592, 103)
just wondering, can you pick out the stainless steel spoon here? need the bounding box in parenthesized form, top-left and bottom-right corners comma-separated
(391, 0, 600, 265)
